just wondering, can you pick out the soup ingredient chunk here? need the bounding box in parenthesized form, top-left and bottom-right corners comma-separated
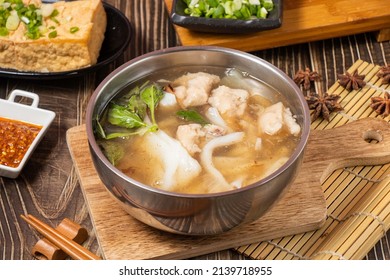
(200, 131, 245, 192)
(144, 129, 201, 191)
(176, 123, 227, 155)
(258, 102, 300, 136)
(205, 106, 230, 131)
(203, 123, 228, 139)
(172, 72, 220, 108)
(176, 123, 205, 155)
(283, 108, 301, 136)
(159, 92, 178, 107)
(208, 85, 249, 117)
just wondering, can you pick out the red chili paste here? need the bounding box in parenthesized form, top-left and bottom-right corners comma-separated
(0, 116, 42, 168)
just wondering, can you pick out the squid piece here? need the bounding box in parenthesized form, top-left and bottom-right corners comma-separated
(144, 129, 202, 191)
(200, 131, 245, 191)
(283, 107, 301, 136)
(159, 91, 178, 107)
(205, 106, 230, 131)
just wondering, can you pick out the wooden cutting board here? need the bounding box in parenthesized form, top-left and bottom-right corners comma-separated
(67, 118, 390, 259)
(164, 0, 390, 52)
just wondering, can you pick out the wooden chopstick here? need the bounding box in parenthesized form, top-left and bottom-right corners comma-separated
(21, 214, 101, 260)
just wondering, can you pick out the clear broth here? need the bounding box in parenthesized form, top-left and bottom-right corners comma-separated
(97, 66, 301, 194)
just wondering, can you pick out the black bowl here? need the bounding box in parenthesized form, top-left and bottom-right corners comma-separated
(170, 0, 282, 34)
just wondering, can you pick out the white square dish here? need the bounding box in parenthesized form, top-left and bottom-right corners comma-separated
(0, 90, 56, 178)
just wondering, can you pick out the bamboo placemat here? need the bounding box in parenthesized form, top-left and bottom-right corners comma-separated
(235, 60, 390, 260)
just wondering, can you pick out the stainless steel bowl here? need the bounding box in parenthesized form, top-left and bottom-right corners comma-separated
(86, 46, 310, 235)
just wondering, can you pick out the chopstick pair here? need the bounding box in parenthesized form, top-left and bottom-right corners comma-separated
(21, 214, 101, 260)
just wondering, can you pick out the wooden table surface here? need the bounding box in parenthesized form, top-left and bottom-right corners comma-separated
(165, 0, 390, 52)
(0, 0, 389, 260)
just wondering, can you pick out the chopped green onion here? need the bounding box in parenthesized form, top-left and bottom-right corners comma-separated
(240, 4, 251, 19)
(70, 26, 79, 33)
(48, 30, 57, 38)
(212, 5, 224, 18)
(0, 0, 61, 39)
(5, 13, 19, 30)
(49, 9, 59, 24)
(0, 27, 9, 36)
(182, 0, 274, 20)
(20, 16, 29, 24)
(40, 4, 54, 17)
(257, 6, 267, 19)
(261, 0, 274, 11)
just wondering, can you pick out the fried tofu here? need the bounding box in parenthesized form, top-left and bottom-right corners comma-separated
(0, 0, 107, 72)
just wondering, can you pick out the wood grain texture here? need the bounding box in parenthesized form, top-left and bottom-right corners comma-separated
(236, 59, 390, 259)
(66, 124, 328, 259)
(377, 28, 390, 42)
(1, 0, 389, 260)
(66, 118, 390, 259)
(164, 0, 390, 52)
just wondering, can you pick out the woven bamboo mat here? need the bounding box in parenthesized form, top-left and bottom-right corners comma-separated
(235, 59, 390, 260)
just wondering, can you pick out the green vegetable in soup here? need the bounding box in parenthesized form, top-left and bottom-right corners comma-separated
(140, 84, 164, 126)
(98, 141, 124, 166)
(182, 0, 274, 20)
(128, 94, 147, 120)
(96, 81, 164, 140)
(108, 104, 146, 129)
(176, 109, 209, 125)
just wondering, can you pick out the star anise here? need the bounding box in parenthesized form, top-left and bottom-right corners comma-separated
(377, 65, 390, 85)
(293, 67, 321, 91)
(370, 91, 390, 117)
(305, 92, 343, 121)
(337, 69, 366, 91)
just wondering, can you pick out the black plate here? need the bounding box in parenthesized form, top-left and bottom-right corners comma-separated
(170, 0, 282, 34)
(0, 2, 132, 79)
